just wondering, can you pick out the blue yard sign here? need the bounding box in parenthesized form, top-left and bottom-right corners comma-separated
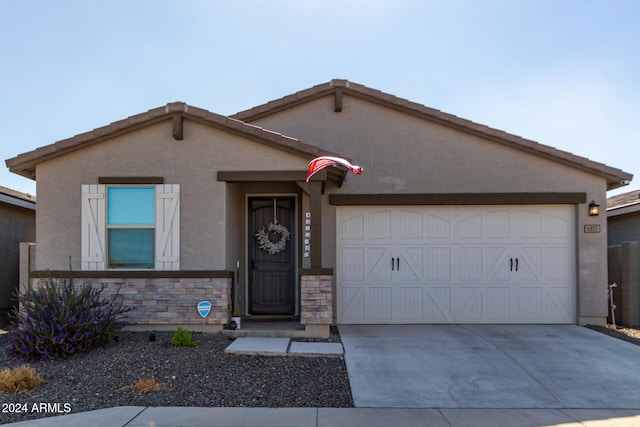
(197, 301, 212, 318)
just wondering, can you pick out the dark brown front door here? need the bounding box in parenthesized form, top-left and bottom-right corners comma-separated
(248, 197, 295, 315)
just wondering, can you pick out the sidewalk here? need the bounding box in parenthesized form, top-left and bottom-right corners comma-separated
(7, 406, 640, 427)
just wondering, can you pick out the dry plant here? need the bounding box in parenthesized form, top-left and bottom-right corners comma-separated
(122, 378, 165, 394)
(0, 365, 42, 393)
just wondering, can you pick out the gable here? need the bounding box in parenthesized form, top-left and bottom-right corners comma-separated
(5, 102, 341, 181)
(235, 93, 612, 194)
(232, 79, 632, 191)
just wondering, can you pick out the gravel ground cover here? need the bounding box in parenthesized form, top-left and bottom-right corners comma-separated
(2, 320, 640, 425)
(0, 327, 353, 424)
(585, 324, 640, 345)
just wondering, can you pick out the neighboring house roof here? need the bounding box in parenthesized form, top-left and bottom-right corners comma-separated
(607, 188, 640, 218)
(232, 79, 633, 191)
(5, 102, 345, 181)
(0, 185, 36, 210)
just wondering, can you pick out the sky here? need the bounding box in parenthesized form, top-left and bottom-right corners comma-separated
(1, 0, 638, 197)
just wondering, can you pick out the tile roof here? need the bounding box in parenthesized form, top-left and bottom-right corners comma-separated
(5, 103, 344, 180)
(607, 188, 640, 216)
(232, 79, 633, 190)
(0, 185, 36, 210)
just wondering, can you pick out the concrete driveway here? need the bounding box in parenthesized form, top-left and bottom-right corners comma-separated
(339, 324, 640, 409)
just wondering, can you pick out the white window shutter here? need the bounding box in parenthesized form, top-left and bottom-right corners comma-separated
(155, 184, 180, 270)
(81, 184, 106, 270)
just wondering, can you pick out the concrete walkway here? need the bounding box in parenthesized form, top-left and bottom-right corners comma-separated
(224, 338, 344, 357)
(7, 406, 640, 426)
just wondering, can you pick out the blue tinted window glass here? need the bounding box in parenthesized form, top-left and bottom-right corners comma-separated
(108, 229, 154, 268)
(108, 187, 155, 225)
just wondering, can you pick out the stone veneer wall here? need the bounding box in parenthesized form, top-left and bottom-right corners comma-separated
(30, 277, 231, 327)
(300, 275, 333, 324)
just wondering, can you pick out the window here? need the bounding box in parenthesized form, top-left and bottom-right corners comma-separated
(107, 186, 155, 268)
(81, 183, 180, 271)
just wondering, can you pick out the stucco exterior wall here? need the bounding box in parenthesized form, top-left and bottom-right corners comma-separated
(34, 120, 309, 271)
(608, 212, 640, 246)
(0, 203, 35, 308)
(249, 94, 611, 324)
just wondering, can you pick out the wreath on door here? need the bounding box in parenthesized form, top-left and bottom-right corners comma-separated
(256, 222, 290, 255)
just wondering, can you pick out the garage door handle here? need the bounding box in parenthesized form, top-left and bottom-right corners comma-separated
(392, 257, 395, 271)
(391, 257, 400, 271)
(515, 258, 519, 272)
(396, 257, 400, 271)
(510, 258, 513, 271)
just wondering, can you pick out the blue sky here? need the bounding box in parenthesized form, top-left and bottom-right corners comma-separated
(2, 0, 638, 196)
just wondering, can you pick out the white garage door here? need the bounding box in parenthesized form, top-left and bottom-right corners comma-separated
(336, 206, 576, 324)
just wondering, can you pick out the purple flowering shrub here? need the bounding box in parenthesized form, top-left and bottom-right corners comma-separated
(11, 277, 134, 361)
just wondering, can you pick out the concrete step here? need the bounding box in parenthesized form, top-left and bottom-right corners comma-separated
(224, 337, 344, 357)
(222, 319, 307, 338)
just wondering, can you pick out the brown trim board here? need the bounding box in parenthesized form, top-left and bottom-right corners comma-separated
(30, 270, 234, 279)
(329, 193, 587, 206)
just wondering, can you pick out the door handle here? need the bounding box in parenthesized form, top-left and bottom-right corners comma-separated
(391, 257, 395, 271)
(396, 257, 400, 271)
(510, 257, 513, 271)
(515, 258, 519, 272)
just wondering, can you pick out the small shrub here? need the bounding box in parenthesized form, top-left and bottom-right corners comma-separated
(10, 276, 134, 361)
(171, 327, 197, 347)
(0, 365, 42, 393)
(124, 378, 165, 394)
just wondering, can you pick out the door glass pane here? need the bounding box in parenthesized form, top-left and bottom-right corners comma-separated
(109, 229, 154, 268)
(108, 186, 155, 225)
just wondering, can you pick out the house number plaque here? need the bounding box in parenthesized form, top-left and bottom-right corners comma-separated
(304, 212, 311, 258)
(584, 224, 601, 233)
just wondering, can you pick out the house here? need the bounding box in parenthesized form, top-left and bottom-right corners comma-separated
(607, 189, 640, 325)
(607, 189, 640, 246)
(0, 186, 35, 311)
(5, 79, 633, 335)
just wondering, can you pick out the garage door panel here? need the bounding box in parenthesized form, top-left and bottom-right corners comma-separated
(340, 247, 365, 281)
(484, 287, 512, 321)
(456, 212, 484, 240)
(485, 210, 511, 239)
(544, 247, 571, 281)
(424, 211, 453, 239)
(368, 211, 392, 239)
(339, 287, 365, 323)
(425, 247, 452, 281)
(515, 210, 543, 239)
(367, 287, 392, 322)
(396, 211, 424, 239)
(367, 247, 392, 281)
(340, 213, 365, 240)
(543, 212, 571, 240)
(396, 287, 423, 321)
(486, 247, 510, 281)
(457, 287, 483, 322)
(517, 247, 542, 282)
(337, 206, 575, 324)
(544, 286, 573, 321)
(425, 287, 454, 322)
(399, 247, 423, 282)
(518, 287, 543, 321)
(458, 247, 484, 281)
